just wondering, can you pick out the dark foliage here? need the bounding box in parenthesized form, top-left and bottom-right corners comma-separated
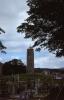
(0, 27, 6, 53)
(2, 59, 26, 75)
(17, 0, 64, 57)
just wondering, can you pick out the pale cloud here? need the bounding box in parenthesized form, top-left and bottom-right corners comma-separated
(35, 53, 64, 68)
(0, 0, 28, 31)
(10, 56, 20, 60)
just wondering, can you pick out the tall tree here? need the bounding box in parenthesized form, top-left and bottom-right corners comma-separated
(0, 27, 6, 53)
(2, 59, 26, 75)
(17, 0, 64, 57)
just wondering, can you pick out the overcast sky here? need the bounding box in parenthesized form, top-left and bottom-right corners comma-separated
(0, 0, 64, 68)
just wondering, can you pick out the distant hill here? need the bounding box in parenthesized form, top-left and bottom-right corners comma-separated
(35, 68, 64, 73)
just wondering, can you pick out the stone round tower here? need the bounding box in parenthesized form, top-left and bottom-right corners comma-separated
(27, 47, 34, 73)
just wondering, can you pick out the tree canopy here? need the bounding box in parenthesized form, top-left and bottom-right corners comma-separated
(17, 0, 64, 57)
(0, 27, 6, 53)
(2, 59, 26, 75)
